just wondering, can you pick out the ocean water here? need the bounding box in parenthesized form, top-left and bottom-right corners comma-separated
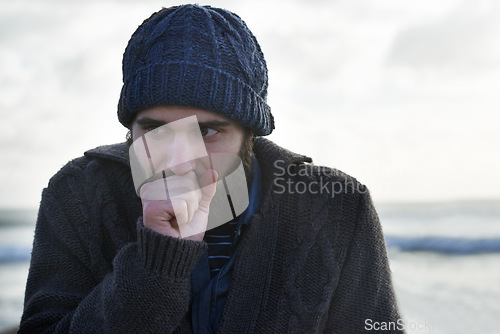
(1, 202, 499, 333)
(0, 209, 36, 333)
(379, 201, 500, 333)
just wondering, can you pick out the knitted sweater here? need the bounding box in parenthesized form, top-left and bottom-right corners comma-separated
(20, 138, 403, 333)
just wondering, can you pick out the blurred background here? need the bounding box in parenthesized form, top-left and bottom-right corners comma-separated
(1, 0, 499, 332)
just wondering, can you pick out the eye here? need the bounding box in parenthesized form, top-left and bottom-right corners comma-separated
(145, 126, 158, 133)
(144, 125, 174, 141)
(144, 125, 166, 134)
(200, 127, 219, 138)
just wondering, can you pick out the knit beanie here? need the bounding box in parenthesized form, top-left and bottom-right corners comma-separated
(118, 4, 274, 136)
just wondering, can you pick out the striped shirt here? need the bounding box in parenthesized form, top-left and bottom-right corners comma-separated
(204, 218, 239, 277)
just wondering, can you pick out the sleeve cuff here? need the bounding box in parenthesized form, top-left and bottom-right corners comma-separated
(137, 219, 207, 278)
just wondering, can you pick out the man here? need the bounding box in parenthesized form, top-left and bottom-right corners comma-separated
(20, 4, 403, 333)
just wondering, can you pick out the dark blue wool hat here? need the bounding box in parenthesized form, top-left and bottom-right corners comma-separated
(118, 4, 274, 136)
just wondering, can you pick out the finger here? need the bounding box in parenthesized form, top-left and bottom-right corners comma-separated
(185, 190, 201, 223)
(141, 199, 181, 237)
(171, 198, 189, 226)
(197, 169, 218, 211)
(141, 199, 174, 222)
(140, 178, 169, 201)
(166, 174, 201, 223)
(180, 170, 218, 241)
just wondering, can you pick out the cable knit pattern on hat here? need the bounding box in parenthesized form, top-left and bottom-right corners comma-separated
(118, 4, 274, 136)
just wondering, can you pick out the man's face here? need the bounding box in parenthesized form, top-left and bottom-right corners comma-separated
(131, 106, 246, 177)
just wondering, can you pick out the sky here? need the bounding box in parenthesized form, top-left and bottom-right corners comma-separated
(1, 0, 499, 208)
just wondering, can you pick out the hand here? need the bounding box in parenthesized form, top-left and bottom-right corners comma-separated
(140, 169, 218, 241)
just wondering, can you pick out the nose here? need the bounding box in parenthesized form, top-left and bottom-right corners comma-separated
(166, 135, 198, 176)
(169, 160, 196, 176)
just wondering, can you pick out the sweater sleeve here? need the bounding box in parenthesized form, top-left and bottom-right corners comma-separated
(325, 186, 405, 333)
(19, 184, 206, 333)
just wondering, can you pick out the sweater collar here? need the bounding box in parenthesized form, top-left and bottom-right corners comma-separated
(84, 142, 130, 166)
(253, 137, 311, 166)
(252, 137, 312, 190)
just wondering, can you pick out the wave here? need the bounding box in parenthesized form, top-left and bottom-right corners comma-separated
(386, 236, 500, 254)
(2, 236, 500, 263)
(0, 246, 32, 263)
(0, 209, 38, 226)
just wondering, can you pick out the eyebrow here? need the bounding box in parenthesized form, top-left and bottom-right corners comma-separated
(135, 117, 231, 128)
(135, 117, 166, 126)
(198, 121, 231, 128)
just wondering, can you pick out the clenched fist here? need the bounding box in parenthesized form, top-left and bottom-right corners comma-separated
(140, 169, 218, 241)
